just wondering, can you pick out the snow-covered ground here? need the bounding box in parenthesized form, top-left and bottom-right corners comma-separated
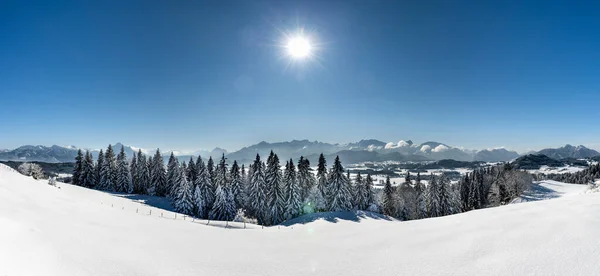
(2, 164, 600, 276)
(512, 180, 588, 203)
(528, 165, 587, 175)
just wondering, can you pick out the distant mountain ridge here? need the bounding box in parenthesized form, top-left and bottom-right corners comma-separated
(2, 140, 598, 164)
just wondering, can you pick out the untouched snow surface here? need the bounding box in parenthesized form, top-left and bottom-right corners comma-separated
(2, 164, 600, 275)
(512, 180, 588, 203)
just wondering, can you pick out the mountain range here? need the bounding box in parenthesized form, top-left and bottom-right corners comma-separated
(0, 140, 597, 165)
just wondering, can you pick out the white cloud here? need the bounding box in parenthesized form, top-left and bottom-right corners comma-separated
(420, 145, 431, 152)
(385, 140, 412, 149)
(367, 145, 382, 152)
(432, 145, 449, 153)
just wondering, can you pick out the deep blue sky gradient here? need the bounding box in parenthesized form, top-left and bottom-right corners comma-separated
(1, 0, 599, 152)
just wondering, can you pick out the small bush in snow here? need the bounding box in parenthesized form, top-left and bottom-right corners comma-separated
(18, 163, 45, 179)
(233, 209, 257, 224)
(48, 177, 57, 186)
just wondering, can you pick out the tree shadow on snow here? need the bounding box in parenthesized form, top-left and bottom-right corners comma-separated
(280, 210, 392, 226)
(111, 193, 175, 212)
(517, 184, 561, 202)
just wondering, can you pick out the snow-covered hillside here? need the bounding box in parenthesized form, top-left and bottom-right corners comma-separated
(2, 164, 600, 276)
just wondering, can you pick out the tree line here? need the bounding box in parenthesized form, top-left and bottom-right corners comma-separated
(71, 144, 534, 225)
(538, 162, 600, 185)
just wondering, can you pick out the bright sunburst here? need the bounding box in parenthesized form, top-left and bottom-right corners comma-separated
(286, 36, 312, 59)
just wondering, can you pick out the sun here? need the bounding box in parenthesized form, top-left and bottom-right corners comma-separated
(286, 36, 312, 59)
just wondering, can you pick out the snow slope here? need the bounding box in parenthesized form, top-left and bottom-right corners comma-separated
(512, 180, 588, 203)
(2, 164, 600, 276)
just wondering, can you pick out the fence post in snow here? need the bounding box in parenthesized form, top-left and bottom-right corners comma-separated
(175, 214, 177, 220)
(149, 210, 152, 215)
(136, 208, 138, 213)
(226, 221, 229, 228)
(183, 216, 186, 220)
(161, 213, 163, 217)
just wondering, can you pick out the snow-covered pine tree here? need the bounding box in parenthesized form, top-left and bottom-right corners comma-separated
(81, 151, 96, 188)
(229, 160, 243, 210)
(166, 152, 179, 198)
(382, 175, 395, 216)
(437, 174, 453, 216)
(283, 159, 302, 220)
(209, 182, 236, 221)
(116, 145, 132, 193)
(427, 174, 441, 218)
(130, 153, 138, 192)
(297, 156, 315, 201)
(72, 149, 84, 186)
(354, 172, 366, 210)
(136, 150, 150, 194)
(362, 174, 375, 210)
(265, 151, 285, 225)
(240, 163, 248, 208)
(100, 145, 117, 191)
(95, 149, 104, 189)
(147, 155, 155, 193)
(398, 175, 417, 220)
(327, 156, 353, 212)
(193, 157, 215, 219)
(316, 153, 328, 210)
(174, 165, 193, 215)
(207, 156, 215, 185)
(187, 157, 196, 184)
(150, 150, 167, 196)
(248, 154, 269, 225)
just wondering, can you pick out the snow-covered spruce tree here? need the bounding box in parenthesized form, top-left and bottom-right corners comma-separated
(130, 153, 137, 192)
(347, 170, 357, 209)
(116, 145, 132, 193)
(136, 150, 150, 194)
(283, 159, 302, 220)
(327, 156, 353, 212)
(316, 153, 329, 210)
(397, 176, 417, 220)
(382, 175, 395, 216)
(95, 149, 104, 188)
(166, 152, 179, 198)
(207, 156, 215, 185)
(147, 155, 155, 193)
(248, 154, 269, 225)
(240, 163, 248, 208)
(266, 151, 285, 225)
(363, 174, 375, 210)
(297, 156, 315, 201)
(187, 157, 197, 184)
(81, 151, 96, 188)
(151, 150, 167, 196)
(193, 157, 215, 219)
(210, 182, 236, 221)
(174, 165, 194, 215)
(427, 174, 441, 218)
(229, 160, 244, 210)
(354, 173, 366, 210)
(100, 145, 117, 191)
(72, 149, 84, 186)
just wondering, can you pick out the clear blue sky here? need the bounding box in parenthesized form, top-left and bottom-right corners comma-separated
(1, 0, 599, 153)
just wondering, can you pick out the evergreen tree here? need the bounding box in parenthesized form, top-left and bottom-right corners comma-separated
(166, 152, 179, 198)
(397, 176, 417, 220)
(354, 173, 366, 210)
(207, 156, 215, 185)
(116, 145, 132, 193)
(363, 174, 375, 210)
(297, 157, 315, 201)
(136, 151, 150, 194)
(81, 151, 96, 188)
(94, 149, 104, 189)
(100, 145, 117, 191)
(72, 149, 84, 186)
(240, 164, 248, 208)
(209, 183, 236, 221)
(130, 153, 138, 192)
(382, 175, 395, 216)
(147, 155, 154, 193)
(427, 174, 442, 218)
(151, 150, 167, 196)
(229, 160, 243, 210)
(187, 157, 197, 184)
(316, 153, 328, 210)
(327, 156, 353, 211)
(174, 166, 193, 215)
(193, 157, 215, 219)
(266, 151, 285, 225)
(283, 159, 302, 220)
(248, 154, 269, 225)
